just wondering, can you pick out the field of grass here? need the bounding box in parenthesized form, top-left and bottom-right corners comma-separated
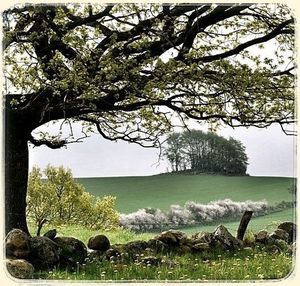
(30, 192, 295, 282)
(31, 219, 295, 282)
(35, 248, 294, 281)
(33, 207, 295, 245)
(181, 208, 295, 235)
(77, 174, 294, 213)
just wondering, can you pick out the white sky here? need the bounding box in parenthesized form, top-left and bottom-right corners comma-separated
(29, 123, 296, 178)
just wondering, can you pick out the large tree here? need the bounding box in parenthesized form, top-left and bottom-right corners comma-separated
(3, 3, 295, 234)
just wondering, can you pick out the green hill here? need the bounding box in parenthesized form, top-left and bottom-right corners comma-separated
(76, 174, 295, 214)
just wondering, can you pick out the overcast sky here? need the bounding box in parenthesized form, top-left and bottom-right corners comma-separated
(29, 123, 296, 178)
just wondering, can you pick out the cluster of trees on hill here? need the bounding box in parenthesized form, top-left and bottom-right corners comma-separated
(164, 130, 248, 175)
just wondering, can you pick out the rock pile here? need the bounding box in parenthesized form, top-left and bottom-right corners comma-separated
(253, 222, 296, 254)
(5, 221, 296, 279)
(5, 228, 88, 279)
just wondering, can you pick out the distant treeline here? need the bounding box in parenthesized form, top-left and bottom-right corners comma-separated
(164, 130, 248, 175)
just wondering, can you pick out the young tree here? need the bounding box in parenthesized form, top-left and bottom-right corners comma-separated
(3, 4, 295, 234)
(27, 165, 119, 234)
(27, 167, 57, 235)
(90, 196, 120, 230)
(44, 165, 85, 222)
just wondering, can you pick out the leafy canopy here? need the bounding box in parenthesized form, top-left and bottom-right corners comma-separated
(27, 165, 119, 235)
(3, 3, 295, 149)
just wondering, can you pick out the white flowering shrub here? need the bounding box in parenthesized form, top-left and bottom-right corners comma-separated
(120, 199, 269, 231)
(119, 208, 169, 231)
(167, 205, 194, 226)
(185, 199, 268, 222)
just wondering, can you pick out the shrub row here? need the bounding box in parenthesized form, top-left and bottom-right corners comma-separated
(120, 199, 269, 231)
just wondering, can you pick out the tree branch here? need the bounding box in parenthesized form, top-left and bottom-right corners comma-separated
(197, 18, 294, 63)
(29, 134, 67, 149)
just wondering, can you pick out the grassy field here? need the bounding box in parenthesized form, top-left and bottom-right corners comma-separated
(32, 207, 295, 245)
(31, 173, 296, 282)
(33, 221, 295, 281)
(181, 208, 295, 235)
(77, 174, 294, 213)
(36, 248, 294, 281)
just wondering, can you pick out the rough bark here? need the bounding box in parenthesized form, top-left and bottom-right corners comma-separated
(5, 109, 31, 235)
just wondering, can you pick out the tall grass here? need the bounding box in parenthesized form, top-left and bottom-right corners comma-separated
(29, 224, 153, 245)
(34, 247, 294, 281)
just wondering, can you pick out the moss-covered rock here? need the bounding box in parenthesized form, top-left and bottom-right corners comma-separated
(6, 259, 34, 279)
(54, 237, 87, 267)
(5, 229, 31, 259)
(28, 236, 60, 269)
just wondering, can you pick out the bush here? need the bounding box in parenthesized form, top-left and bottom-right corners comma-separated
(119, 208, 168, 231)
(27, 165, 119, 234)
(120, 199, 269, 231)
(243, 231, 256, 246)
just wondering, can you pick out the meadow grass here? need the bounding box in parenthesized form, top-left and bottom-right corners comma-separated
(181, 207, 295, 235)
(77, 174, 294, 213)
(28, 174, 295, 282)
(29, 224, 153, 245)
(29, 208, 295, 282)
(32, 207, 295, 241)
(33, 247, 294, 281)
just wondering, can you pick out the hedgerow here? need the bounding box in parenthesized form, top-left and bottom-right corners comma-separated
(120, 199, 269, 231)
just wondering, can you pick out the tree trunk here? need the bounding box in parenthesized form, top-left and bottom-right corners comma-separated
(5, 110, 31, 235)
(37, 218, 47, 236)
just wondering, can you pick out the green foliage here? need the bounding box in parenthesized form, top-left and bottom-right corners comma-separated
(3, 4, 295, 148)
(243, 231, 256, 246)
(27, 167, 57, 234)
(87, 196, 120, 230)
(44, 165, 86, 223)
(164, 130, 248, 175)
(27, 165, 119, 234)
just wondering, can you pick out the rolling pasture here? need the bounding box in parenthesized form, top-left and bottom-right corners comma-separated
(34, 174, 295, 281)
(77, 174, 295, 233)
(77, 174, 294, 213)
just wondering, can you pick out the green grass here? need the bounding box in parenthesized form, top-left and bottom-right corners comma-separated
(34, 247, 294, 281)
(33, 207, 294, 245)
(181, 207, 295, 235)
(31, 208, 295, 282)
(77, 174, 294, 213)
(31, 224, 153, 246)
(29, 174, 295, 281)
